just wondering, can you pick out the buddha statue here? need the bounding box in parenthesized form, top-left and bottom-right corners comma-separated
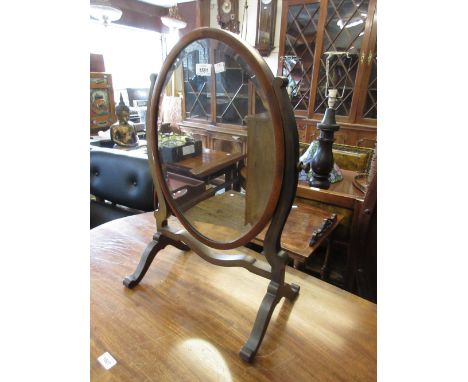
(110, 93, 139, 147)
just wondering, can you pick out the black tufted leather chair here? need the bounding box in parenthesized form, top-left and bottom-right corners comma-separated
(90, 148, 155, 229)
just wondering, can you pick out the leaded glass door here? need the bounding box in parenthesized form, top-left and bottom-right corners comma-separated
(182, 40, 212, 121)
(310, 0, 373, 121)
(355, 0, 377, 123)
(278, 0, 321, 116)
(214, 46, 250, 126)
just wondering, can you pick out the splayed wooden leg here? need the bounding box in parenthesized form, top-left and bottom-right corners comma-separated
(123, 232, 189, 289)
(239, 279, 298, 363)
(282, 282, 300, 301)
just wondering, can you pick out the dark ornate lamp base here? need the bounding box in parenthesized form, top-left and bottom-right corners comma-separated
(309, 107, 340, 190)
(309, 172, 331, 189)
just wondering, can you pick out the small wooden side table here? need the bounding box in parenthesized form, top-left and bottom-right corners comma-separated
(253, 200, 343, 278)
(165, 148, 246, 192)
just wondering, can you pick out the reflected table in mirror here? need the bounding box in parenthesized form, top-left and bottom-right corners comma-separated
(91, 212, 376, 381)
(164, 148, 246, 193)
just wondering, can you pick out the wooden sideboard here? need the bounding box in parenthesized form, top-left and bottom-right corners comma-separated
(179, 120, 247, 154)
(297, 118, 377, 148)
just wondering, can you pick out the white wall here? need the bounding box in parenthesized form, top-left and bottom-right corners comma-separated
(209, 0, 282, 75)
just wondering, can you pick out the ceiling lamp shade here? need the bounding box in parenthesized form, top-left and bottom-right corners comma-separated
(161, 6, 187, 30)
(90, 1, 123, 26)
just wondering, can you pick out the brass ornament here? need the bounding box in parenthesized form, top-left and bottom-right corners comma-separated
(110, 93, 139, 147)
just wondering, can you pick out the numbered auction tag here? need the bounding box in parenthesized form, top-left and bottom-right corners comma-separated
(196, 63, 211, 76)
(97, 352, 117, 370)
(214, 62, 226, 73)
(182, 144, 195, 156)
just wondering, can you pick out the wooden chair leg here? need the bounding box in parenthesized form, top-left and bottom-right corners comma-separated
(293, 259, 302, 269)
(320, 237, 332, 280)
(344, 243, 357, 292)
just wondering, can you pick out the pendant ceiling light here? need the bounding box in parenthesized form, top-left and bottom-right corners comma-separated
(90, 0, 123, 27)
(161, 4, 187, 30)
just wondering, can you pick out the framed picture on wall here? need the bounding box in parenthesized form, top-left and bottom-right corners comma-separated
(90, 72, 117, 134)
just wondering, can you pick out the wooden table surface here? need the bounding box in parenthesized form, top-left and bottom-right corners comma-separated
(297, 169, 365, 209)
(165, 148, 245, 178)
(91, 213, 376, 381)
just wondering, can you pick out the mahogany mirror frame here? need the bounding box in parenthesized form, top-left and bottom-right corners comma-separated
(147, 27, 285, 250)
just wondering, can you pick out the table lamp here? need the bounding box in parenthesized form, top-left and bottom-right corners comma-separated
(309, 51, 349, 189)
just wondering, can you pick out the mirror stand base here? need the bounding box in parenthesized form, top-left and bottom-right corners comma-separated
(123, 231, 189, 289)
(123, 224, 300, 363)
(240, 280, 300, 362)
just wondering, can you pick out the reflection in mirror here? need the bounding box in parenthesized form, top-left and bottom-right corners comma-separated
(156, 38, 277, 244)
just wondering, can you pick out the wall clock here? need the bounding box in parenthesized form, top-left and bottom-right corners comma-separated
(255, 0, 277, 56)
(217, 0, 240, 33)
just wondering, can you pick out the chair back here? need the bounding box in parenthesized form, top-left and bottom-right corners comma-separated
(90, 149, 154, 212)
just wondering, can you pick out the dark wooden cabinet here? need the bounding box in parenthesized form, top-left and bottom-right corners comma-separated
(178, 120, 248, 154)
(278, 0, 377, 147)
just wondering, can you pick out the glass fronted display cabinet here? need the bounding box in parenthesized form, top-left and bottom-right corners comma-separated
(177, 39, 270, 154)
(278, 0, 377, 147)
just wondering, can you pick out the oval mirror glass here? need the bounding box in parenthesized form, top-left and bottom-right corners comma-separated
(154, 36, 280, 245)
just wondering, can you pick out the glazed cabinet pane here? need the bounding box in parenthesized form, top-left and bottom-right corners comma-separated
(313, 0, 370, 118)
(362, 49, 376, 119)
(281, 1, 321, 112)
(360, 3, 377, 120)
(215, 48, 249, 126)
(182, 40, 212, 120)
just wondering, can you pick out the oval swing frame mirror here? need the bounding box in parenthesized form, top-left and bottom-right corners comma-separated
(147, 28, 286, 250)
(125, 27, 301, 363)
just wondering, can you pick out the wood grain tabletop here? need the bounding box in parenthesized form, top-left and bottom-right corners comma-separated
(91, 213, 376, 381)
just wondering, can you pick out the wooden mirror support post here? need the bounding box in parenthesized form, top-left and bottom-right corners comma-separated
(122, 28, 301, 363)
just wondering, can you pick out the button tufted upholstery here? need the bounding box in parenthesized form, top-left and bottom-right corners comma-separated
(90, 149, 155, 229)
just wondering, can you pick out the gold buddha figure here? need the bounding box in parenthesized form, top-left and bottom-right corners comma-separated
(110, 93, 139, 147)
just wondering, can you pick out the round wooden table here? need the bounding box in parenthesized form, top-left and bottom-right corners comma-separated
(91, 212, 376, 381)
